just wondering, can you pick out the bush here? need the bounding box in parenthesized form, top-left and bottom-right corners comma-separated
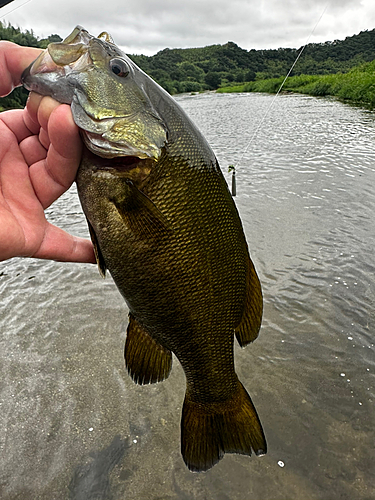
(178, 81, 203, 93)
(218, 62, 375, 109)
(205, 72, 221, 89)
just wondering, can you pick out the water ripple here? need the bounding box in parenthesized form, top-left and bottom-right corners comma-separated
(1, 92, 374, 499)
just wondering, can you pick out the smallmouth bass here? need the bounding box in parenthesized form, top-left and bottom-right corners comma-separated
(22, 26, 266, 472)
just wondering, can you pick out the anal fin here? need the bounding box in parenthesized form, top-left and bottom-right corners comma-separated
(125, 313, 172, 385)
(235, 255, 263, 347)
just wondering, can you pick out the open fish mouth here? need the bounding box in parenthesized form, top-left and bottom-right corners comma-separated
(21, 26, 95, 104)
(22, 25, 167, 161)
(30, 27, 94, 73)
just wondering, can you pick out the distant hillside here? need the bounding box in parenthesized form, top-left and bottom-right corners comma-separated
(129, 29, 375, 94)
(1, 21, 375, 109)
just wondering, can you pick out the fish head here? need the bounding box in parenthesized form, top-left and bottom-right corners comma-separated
(22, 26, 167, 160)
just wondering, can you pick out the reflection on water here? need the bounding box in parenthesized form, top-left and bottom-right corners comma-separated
(1, 93, 374, 499)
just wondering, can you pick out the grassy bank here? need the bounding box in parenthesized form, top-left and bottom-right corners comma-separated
(217, 60, 375, 109)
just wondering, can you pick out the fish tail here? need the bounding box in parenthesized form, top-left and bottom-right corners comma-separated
(181, 381, 266, 472)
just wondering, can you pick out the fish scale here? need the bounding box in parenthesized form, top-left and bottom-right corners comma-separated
(22, 25, 266, 472)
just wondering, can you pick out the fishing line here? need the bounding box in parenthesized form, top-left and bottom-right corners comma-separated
(0, 0, 32, 20)
(230, 3, 329, 195)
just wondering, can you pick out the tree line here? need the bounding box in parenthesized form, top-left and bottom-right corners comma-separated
(131, 29, 375, 94)
(1, 20, 375, 109)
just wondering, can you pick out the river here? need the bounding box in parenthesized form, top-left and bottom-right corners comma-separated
(0, 92, 374, 499)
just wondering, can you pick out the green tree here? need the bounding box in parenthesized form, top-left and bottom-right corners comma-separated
(205, 72, 221, 89)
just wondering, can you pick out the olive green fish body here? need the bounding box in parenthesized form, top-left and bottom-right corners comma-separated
(22, 26, 266, 471)
(78, 147, 245, 389)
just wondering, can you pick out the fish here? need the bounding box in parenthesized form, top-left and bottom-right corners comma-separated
(22, 26, 266, 472)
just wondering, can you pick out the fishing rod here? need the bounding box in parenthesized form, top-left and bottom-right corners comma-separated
(0, 0, 32, 19)
(229, 3, 329, 196)
(0, 0, 16, 7)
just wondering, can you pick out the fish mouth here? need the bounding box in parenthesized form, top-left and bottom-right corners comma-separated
(22, 26, 120, 102)
(22, 25, 167, 161)
(21, 26, 94, 103)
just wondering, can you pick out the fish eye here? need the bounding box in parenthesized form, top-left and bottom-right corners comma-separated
(109, 58, 129, 77)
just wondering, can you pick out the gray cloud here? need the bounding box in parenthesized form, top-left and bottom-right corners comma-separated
(2, 0, 375, 55)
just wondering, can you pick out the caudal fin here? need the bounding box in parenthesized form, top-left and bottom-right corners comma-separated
(181, 381, 266, 472)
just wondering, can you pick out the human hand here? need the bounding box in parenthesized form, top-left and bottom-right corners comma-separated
(0, 41, 95, 263)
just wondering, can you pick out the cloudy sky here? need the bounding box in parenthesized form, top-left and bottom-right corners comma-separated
(1, 0, 375, 55)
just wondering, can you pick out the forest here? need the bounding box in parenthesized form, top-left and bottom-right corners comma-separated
(130, 29, 375, 95)
(1, 20, 375, 109)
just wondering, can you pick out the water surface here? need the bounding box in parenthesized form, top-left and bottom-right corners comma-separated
(0, 92, 374, 499)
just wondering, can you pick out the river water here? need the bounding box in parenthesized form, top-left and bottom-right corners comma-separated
(0, 92, 374, 500)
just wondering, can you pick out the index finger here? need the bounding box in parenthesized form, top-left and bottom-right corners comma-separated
(0, 41, 42, 97)
(28, 103, 82, 209)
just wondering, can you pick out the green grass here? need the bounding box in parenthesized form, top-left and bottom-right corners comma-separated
(217, 60, 375, 108)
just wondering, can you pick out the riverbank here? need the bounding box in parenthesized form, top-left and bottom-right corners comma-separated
(217, 59, 375, 109)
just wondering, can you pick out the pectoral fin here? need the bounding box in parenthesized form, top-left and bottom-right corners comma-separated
(114, 180, 171, 240)
(125, 313, 172, 384)
(235, 255, 263, 347)
(87, 218, 107, 278)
